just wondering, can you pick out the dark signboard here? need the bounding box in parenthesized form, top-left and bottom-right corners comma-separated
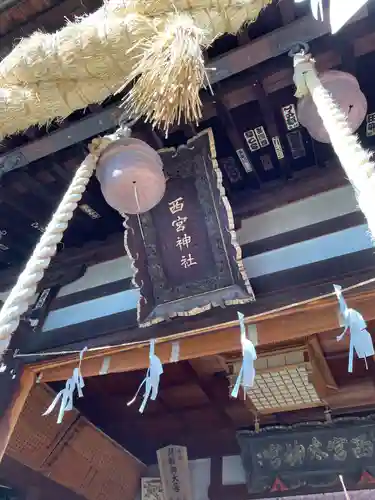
(21, 286, 60, 332)
(125, 129, 254, 326)
(237, 416, 375, 496)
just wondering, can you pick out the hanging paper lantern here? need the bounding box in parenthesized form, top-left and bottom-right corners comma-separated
(297, 70, 367, 143)
(96, 137, 166, 214)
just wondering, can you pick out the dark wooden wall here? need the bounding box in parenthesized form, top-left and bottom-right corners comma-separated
(0, 455, 84, 500)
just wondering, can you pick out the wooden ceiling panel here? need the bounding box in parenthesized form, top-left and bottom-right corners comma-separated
(0, 455, 82, 500)
(224, 404, 253, 427)
(83, 372, 143, 397)
(182, 407, 225, 430)
(189, 356, 229, 377)
(327, 356, 371, 385)
(319, 322, 375, 357)
(159, 362, 196, 388)
(325, 380, 375, 410)
(141, 413, 186, 436)
(160, 384, 209, 409)
(0, 0, 103, 58)
(319, 329, 351, 355)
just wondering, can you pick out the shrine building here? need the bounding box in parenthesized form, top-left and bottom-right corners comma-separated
(1, 0, 375, 499)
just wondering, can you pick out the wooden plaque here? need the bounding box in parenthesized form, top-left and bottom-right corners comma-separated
(125, 129, 254, 326)
(157, 445, 192, 500)
(237, 415, 375, 496)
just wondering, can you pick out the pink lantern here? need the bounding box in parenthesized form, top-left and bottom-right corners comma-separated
(297, 70, 367, 143)
(96, 137, 166, 214)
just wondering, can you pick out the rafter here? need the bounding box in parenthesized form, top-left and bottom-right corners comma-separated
(185, 360, 235, 427)
(207, 6, 368, 84)
(213, 92, 262, 184)
(307, 335, 338, 398)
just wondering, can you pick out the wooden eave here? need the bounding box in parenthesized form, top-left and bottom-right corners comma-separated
(27, 285, 375, 382)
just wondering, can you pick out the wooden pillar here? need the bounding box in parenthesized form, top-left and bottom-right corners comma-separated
(208, 457, 223, 500)
(0, 351, 34, 462)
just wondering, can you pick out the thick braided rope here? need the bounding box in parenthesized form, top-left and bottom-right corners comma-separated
(294, 54, 375, 242)
(0, 138, 113, 359)
(0, 0, 271, 137)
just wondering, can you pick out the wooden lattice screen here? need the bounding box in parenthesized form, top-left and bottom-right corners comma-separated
(6, 383, 145, 500)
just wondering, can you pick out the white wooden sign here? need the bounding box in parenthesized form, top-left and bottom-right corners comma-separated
(254, 126, 269, 148)
(366, 113, 375, 137)
(281, 104, 299, 131)
(244, 129, 260, 152)
(236, 149, 253, 173)
(272, 136, 284, 160)
(79, 203, 101, 219)
(141, 478, 164, 500)
(157, 445, 193, 500)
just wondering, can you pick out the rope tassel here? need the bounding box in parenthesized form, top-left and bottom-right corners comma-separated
(334, 284, 374, 373)
(43, 347, 87, 423)
(231, 312, 257, 398)
(128, 339, 163, 413)
(119, 13, 208, 133)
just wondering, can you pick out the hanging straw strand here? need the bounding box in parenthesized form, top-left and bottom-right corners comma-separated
(0, 152, 100, 359)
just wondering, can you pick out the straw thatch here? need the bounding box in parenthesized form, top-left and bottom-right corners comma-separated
(0, 0, 271, 136)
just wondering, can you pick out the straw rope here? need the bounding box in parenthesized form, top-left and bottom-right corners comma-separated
(293, 53, 375, 242)
(0, 137, 114, 360)
(0, 0, 271, 135)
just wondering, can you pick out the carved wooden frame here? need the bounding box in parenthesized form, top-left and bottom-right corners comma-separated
(237, 415, 375, 496)
(124, 128, 254, 327)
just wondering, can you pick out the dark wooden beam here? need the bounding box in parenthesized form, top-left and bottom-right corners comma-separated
(252, 77, 292, 179)
(2, 14, 375, 174)
(0, 105, 121, 177)
(307, 335, 338, 399)
(208, 456, 224, 500)
(0, 345, 34, 462)
(335, 31, 357, 76)
(0, 455, 82, 500)
(49, 159, 103, 224)
(232, 160, 346, 217)
(0, 231, 123, 292)
(213, 92, 262, 184)
(279, 0, 296, 25)
(0, 0, 102, 58)
(207, 7, 368, 83)
(185, 361, 235, 428)
(181, 123, 197, 140)
(0, 185, 46, 223)
(29, 286, 375, 382)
